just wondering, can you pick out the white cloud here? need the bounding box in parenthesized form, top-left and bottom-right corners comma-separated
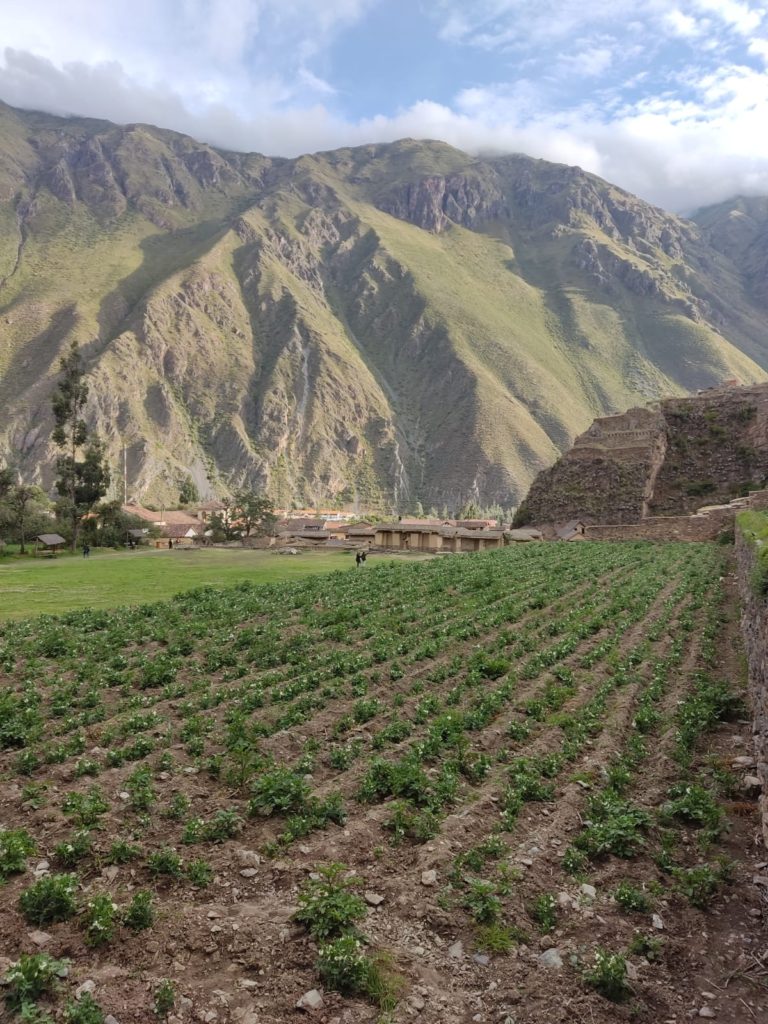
(691, 0, 762, 35)
(663, 9, 703, 37)
(1, 0, 768, 213)
(748, 38, 768, 63)
(560, 45, 615, 78)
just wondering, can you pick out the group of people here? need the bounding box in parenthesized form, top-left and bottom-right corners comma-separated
(354, 549, 368, 567)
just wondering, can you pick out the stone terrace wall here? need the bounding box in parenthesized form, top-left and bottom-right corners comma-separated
(735, 524, 768, 847)
(650, 384, 768, 516)
(516, 383, 768, 530)
(585, 508, 734, 542)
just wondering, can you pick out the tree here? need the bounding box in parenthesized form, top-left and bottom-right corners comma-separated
(82, 500, 152, 549)
(0, 465, 13, 501)
(458, 501, 481, 520)
(209, 497, 240, 541)
(233, 491, 276, 539)
(1, 485, 50, 554)
(179, 475, 199, 506)
(413, 501, 425, 518)
(51, 342, 111, 551)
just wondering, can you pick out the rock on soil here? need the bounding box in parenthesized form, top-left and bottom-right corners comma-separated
(295, 989, 324, 1011)
(538, 948, 564, 969)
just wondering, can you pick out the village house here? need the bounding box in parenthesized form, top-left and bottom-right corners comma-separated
(374, 523, 504, 553)
(122, 504, 200, 545)
(189, 500, 226, 524)
(556, 520, 587, 541)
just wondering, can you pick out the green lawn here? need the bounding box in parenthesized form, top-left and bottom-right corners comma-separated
(0, 547, 418, 619)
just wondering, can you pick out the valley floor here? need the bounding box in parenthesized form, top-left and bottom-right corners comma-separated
(0, 547, 427, 619)
(0, 545, 765, 1024)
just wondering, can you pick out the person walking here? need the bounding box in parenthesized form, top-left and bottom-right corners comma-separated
(82, 543, 90, 558)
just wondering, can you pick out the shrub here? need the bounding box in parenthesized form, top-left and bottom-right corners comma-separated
(628, 933, 663, 960)
(471, 653, 510, 680)
(74, 758, 101, 778)
(463, 879, 500, 924)
(19, 874, 78, 924)
(672, 863, 727, 908)
(562, 845, 589, 876)
(474, 923, 524, 953)
(62, 993, 105, 1024)
(613, 881, 651, 912)
(3, 953, 69, 1010)
(126, 766, 156, 811)
(186, 858, 213, 887)
(294, 863, 367, 940)
(146, 849, 183, 879)
(383, 802, 441, 845)
(583, 947, 631, 1001)
(574, 793, 649, 859)
(105, 840, 141, 865)
(660, 783, 724, 837)
(316, 936, 403, 1009)
(162, 794, 190, 820)
(529, 893, 558, 932)
(123, 891, 154, 930)
(0, 827, 35, 880)
(316, 934, 370, 995)
(61, 787, 109, 827)
(54, 830, 92, 868)
(675, 675, 744, 756)
(249, 767, 310, 816)
(183, 808, 242, 844)
(279, 793, 346, 845)
(154, 979, 175, 1018)
(83, 893, 119, 946)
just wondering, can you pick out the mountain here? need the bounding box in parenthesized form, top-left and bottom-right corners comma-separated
(1, 100, 768, 509)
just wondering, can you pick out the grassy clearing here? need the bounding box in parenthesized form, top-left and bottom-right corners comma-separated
(0, 547, 421, 619)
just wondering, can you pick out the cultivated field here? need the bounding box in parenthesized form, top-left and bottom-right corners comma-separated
(0, 544, 765, 1024)
(0, 548, 422, 620)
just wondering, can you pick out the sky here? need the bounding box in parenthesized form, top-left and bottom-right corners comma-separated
(2, 0, 768, 212)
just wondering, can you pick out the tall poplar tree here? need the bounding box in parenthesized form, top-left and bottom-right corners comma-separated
(52, 341, 111, 551)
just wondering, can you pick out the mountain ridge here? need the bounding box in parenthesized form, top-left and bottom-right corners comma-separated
(1, 101, 767, 508)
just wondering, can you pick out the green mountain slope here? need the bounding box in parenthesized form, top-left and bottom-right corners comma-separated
(1, 102, 767, 508)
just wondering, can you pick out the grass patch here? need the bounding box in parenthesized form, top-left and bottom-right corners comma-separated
(0, 548, 423, 620)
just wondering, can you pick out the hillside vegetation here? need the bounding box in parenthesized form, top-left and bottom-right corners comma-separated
(0, 545, 764, 1023)
(2, 102, 768, 507)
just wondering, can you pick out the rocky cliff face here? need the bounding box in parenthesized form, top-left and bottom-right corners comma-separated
(516, 383, 768, 526)
(1, 103, 768, 507)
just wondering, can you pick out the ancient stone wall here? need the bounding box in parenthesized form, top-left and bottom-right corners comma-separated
(517, 454, 653, 526)
(585, 508, 734, 542)
(517, 383, 768, 529)
(735, 525, 768, 847)
(650, 385, 768, 515)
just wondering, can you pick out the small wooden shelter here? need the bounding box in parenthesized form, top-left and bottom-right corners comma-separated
(36, 533, 67, 557)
